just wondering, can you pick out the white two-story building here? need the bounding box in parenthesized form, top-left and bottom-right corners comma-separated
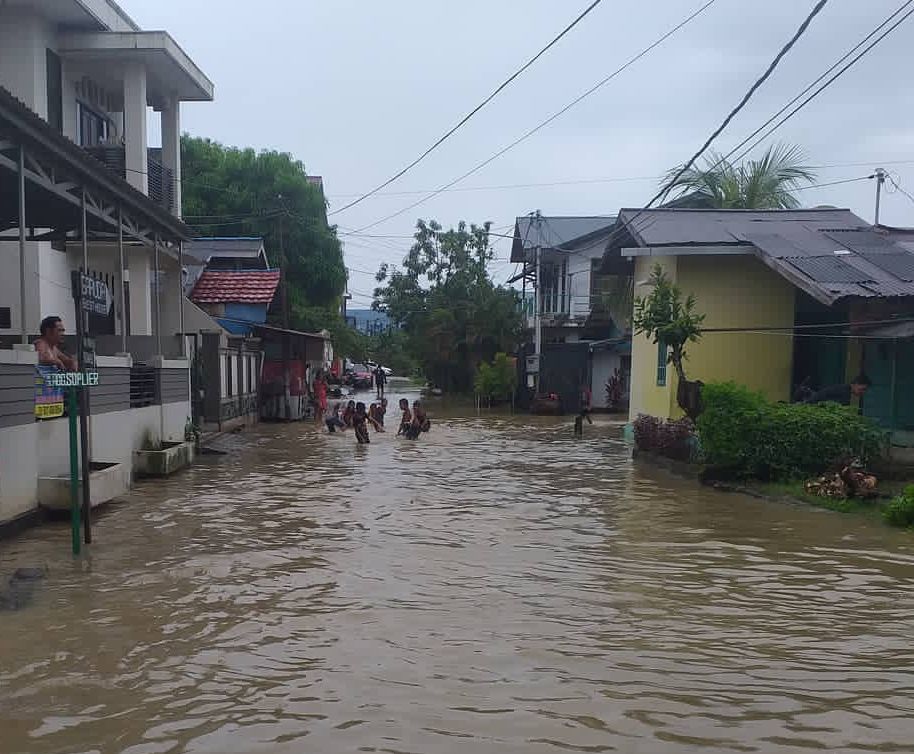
(0, 0, 214, 529)
(510, 214, 632, 411)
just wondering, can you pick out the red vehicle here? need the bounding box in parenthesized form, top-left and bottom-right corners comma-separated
(346, 363, 373, 390)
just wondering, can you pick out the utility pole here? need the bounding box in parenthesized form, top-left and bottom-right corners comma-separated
(532, 211, 543, 393)
(277, 205, 292, 420)
(874, 167, 887, 225)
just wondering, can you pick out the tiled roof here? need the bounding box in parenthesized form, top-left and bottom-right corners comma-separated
(190, 270, 280, 304)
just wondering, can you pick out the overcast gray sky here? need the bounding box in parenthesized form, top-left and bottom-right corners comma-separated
(134, 0, 914, 308)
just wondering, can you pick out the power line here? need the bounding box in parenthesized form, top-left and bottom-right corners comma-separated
(729, 2, 914, 165)
(888, 175, 914, 207)
(590, 0, 842, 262)
(352, 0, 720, 232)
(650, 0, 831, 208)
(323, 160, 914, 200)
(328, 0, 605, 216)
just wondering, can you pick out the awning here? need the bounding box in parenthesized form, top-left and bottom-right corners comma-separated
(0, 85, 191, 244)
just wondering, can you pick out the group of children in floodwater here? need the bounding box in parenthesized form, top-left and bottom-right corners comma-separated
(323, 397, 431, 444)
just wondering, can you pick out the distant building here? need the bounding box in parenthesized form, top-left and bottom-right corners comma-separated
(346, 308, 391, 335)
(510, 215, 632, 412)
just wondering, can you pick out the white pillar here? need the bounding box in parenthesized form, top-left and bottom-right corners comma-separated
(123, 62, 147, 194)
(128, 248, 152, 336)
(160, 94, 182, 217)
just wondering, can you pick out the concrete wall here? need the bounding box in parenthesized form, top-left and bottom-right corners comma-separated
(630, 256, 679, 420)
(0, 241, 41, 338)
(629, 254, 796, 421)
(0, 349, 39, 521)
(0, 8, 54, 117)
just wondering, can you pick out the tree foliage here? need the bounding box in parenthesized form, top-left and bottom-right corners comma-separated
(633, 264, 705, 418)
(664, 143, 816, 209)
(474, 353, 517, 403)
(181, 136, 346, 328)
(373, 219, 523, 392)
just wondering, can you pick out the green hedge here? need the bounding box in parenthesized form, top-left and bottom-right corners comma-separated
(697, 382, 886, 480)
(884, 487, 914, 528)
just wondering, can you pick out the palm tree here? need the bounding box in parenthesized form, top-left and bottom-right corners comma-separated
(663, 144, 816, 209)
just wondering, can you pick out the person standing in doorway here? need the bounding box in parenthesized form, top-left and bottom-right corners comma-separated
(373, 364, 387, 399)
(35, 316, 77, 371)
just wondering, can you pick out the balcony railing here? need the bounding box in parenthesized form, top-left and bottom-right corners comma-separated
(84, 146, 175, 213)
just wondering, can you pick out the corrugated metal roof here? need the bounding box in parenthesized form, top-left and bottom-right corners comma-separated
(511, 216, 615, 262)
(617, 207, 865, 248)
(184, 237, 266, 263)
(607, 208, 914, 305)
(190, 270, 280, 304)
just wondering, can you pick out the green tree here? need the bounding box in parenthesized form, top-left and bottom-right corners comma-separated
(633, 264, 705, 418)
(474, 353, 517, 404)
(181, 136, 346, 326)
(663, 143, 816, 209)
(373, 219, 523, 392)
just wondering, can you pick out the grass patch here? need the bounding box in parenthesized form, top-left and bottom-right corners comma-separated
(752, 480, 887, 519)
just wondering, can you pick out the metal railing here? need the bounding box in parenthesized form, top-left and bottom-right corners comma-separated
(129, 366, 158, 408)
(83, 146, 175, 212)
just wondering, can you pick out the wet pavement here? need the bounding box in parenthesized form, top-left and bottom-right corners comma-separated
(1, 387, 913, 753)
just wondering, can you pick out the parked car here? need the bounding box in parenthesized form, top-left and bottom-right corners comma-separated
(346, 363, 373, 389)
(366, 360, 393, 377)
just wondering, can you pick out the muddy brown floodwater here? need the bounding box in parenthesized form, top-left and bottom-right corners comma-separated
(1, 388, 913, 754)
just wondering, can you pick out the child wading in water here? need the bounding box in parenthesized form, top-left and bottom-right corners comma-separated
(401, 400, 431, 440)
(397, 398, 413, 436)
(353, 402, 382, 444)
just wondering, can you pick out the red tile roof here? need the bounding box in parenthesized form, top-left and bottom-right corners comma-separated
(190, 270, 281, 304)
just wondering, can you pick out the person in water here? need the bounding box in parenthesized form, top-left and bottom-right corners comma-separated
(403, 400, 430, 440)
(342, 400, 356, 428)
(353, 402, 383, 444)
(397, 398, 413, 436)
(313, 369, 328, 424)
(325, 402, 346, 433)
(368, 400, 387, 431)
(574, 384, 594, 437)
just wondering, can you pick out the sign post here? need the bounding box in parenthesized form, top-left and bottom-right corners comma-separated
(67, 387, 80, 555)
(71, 271, 109, 547)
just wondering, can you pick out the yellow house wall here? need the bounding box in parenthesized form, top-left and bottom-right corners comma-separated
(629, 254, 796, 421)
(629, 256, 677, 421)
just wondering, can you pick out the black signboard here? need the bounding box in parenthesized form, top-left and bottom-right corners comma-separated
(79, 274, 110, 316)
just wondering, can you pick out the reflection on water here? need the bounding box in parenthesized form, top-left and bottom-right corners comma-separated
(2, 389, 913, 753)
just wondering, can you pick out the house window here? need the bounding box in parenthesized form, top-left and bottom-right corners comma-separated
(656, 340, 668, 386)
(77, 101, 108, 147)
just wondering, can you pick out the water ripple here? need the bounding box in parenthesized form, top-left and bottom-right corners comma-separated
(1, 395, 913, 753)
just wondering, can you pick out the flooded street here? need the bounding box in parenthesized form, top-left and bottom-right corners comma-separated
(2, 389, 913, 754)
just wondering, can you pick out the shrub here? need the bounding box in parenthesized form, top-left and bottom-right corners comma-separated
(474, 353, 517, 403)
(633, 414, 695, 462)
(697, 382, 886, 480)
(884, 486, 914, 528)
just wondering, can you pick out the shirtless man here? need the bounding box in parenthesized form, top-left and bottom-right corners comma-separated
(35, 316, 77, 371)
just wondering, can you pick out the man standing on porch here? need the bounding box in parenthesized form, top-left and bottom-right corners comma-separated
(805, 374, 871, 406)
(35, 316, 77, 371)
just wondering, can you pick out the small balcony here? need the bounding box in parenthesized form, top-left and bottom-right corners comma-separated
(84, 145, 175, 213)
